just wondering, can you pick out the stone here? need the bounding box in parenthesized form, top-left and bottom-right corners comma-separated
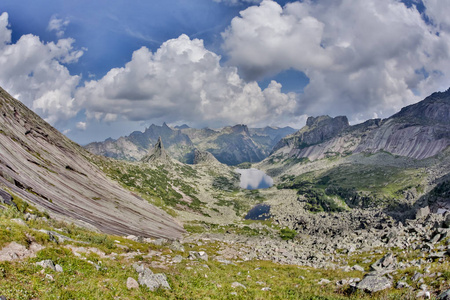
(170, 240, 185, 252)
(0, 296, 5, 300)
(416, 206, 430, 219)
(55, 264, 63, 272)
(138, 272, 170, 291)
(318, 279, 331, 285)
(396, 281, 410, 289)
(261, 287, 271, 291)
(132, 263, 145, 274)
(439, 289, 450, 300)
(417, 290, 431, 299)
(231, 282, 246, 289)
(411, 272, 423, 282)
(370, 253, 395, 271)
(151, 238, 168, 246)
(45, 274, 54, 281)
(36, 260, 56, 271)
(352, 264, 365, 272)
(0, 189, 15, 207)
(356, 275, 392, 293)
(172, 255, 183, 263)
(126, 277, 139, 289)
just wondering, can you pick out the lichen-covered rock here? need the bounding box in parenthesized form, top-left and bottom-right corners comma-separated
(356, 275, 392, 293)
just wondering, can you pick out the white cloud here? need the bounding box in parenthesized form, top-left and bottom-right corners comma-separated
(0, 12, 83, 125)
(47, 16, 70, 38)
(75, 34, 299, 128)
(222, 0, 450, 122)
(76, 121, 87, 130)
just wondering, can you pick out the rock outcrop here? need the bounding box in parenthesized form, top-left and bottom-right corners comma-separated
(141, 137, 171, 164)
(0, 87, 184, 239)
(272, 89, 450, 161)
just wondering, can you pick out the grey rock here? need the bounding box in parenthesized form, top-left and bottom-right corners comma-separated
(416, 206, 430, 219)
(231, 282, 246, 289)
(138, 271, 170, 291)
(0, 189, 15, 207)
(261, 287, 271, 291)
(189, 251, 208, 261)
(55, 264, 63, 272)
(318, 279, 331, 285)
(439, 289, 450, 300)
(172, 255, 183, 263)
(126, 277, 139, 289)
(36, 259, 56, 271)
(151, 238, 168, 246)
(170, 240, 185, 252)
(132, 263, 148, 274)
(411, 272, 423, 281)
(352, 264, 365, 272)
(396, 281, 410, 289)
(356, 275, 392, 293)
(370, 253, 395, 271)
(0, 296, 6, 300)
(416, 290, 431, 299)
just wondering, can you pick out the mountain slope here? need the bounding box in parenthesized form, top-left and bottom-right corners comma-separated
(272, 89, 450, 161)
(0, 87, 184, 239)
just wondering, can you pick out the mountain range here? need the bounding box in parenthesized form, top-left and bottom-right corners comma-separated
(85, 123, 296, 165)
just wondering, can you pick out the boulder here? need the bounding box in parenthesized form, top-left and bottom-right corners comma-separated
(356, 275, 392, 293)
(138, 272, 170, 291)
(36, 259, 56, 271)
(126, 277, 139, 289)
(0, 189, 15, 207)
(416, 206, 430, 219)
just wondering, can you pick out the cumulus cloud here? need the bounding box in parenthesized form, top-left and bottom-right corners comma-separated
(76, 121, 87, 130)
(75, 34, 300, 128)
(47, 16, 70, 38)
(222, 0, 450, 122)
(0, 12, 83, 125)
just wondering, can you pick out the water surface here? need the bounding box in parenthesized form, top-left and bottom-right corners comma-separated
(235, 168, 274, 190)
(245, 204, 271, 220)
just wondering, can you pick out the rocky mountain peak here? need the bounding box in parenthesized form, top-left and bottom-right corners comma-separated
(305, 115, 349, 129)
(391, 88, 450, 124)
(192, 149, 220, 165)
(141, 136, 171, 163)
(230, 124, 250, 135)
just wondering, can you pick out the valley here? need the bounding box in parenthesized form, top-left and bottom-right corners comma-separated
(0, 86, 449, 299)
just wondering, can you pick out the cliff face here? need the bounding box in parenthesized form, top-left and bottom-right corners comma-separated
(0, 87, 184, 239)
(272, 89, 450, 161)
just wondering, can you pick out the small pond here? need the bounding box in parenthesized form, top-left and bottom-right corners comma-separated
(245, 203, 271, 220)
(235, 168, 274, 190)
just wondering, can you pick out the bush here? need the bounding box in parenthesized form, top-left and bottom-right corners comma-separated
(280, 228, 297, 240)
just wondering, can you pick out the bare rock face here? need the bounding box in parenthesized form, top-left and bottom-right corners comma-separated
(0, 87, 184, 239)
(192, 149, 220, 165)
(141, 137, 171, 163)
(272, 88, 450, 161)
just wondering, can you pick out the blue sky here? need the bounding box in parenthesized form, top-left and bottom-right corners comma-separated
(0, 0, 449, 144)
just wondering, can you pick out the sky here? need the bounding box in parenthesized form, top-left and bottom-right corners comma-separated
(0, 0, 449, 145)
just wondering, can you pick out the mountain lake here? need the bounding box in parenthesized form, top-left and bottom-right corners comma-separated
(235, 168, 274, 190)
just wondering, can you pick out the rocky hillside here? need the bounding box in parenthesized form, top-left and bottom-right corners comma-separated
(0, 87, 184, 239)
(85, 123, 296, 166)
(272, 89, 450, 161)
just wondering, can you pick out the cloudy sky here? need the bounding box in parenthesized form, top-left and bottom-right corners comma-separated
(0, 0, 449, 144)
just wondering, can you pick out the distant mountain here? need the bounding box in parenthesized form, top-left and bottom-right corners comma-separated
(85, 123, 296, 165)
(272, 89, 450, 161)
(0, 87, 184, 239)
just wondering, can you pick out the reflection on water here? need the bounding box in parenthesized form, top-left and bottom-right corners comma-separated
(235, 168, 274, 190)
(245, 204, 271, 220)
